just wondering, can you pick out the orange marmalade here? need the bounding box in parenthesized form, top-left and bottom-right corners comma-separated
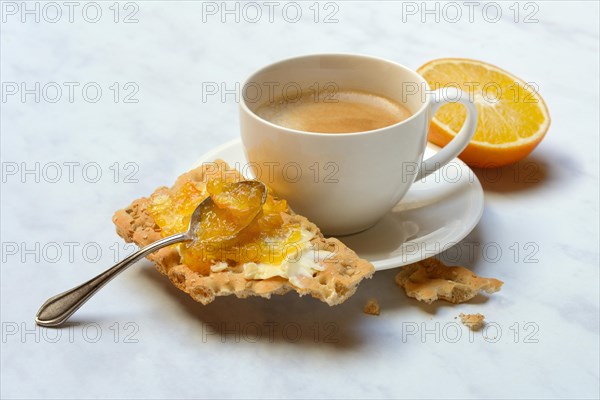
(147, 178, 302, 275)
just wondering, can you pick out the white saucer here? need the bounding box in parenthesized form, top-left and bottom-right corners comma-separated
(194, 139, 484, 271)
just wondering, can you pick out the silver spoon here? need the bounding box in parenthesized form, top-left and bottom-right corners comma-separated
(36, 180, 267, 328)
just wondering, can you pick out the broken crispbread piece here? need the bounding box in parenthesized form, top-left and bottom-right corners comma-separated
(395, 258, 503, 304)
(459, 313, 485, 331)
(363, 298, 380, 316)
(112, 160, 374, 306)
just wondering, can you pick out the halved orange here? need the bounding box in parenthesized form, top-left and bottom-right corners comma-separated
(417, 58, 550, 168)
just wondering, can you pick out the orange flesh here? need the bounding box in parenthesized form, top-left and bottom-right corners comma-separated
(147, 178, 302, 275)
(416, 58, 550, 167)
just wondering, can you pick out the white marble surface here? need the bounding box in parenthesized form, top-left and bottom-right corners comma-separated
(1, 1, 599, 399)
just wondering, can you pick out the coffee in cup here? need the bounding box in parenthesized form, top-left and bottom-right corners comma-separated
(255, 89, 412, 134)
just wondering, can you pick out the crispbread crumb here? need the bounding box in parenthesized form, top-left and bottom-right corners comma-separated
(395, 258, 503, 304)
(363, 298, 380, 316)
(459, 313, 485, 330)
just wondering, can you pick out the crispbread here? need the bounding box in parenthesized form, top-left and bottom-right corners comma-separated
(395, 257, 503, 304)
(112, 160, 375, 306)
(459, 313, 485, 331)
(363, 298, 380, 316)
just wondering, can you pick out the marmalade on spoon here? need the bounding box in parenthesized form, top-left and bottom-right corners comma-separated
(147, 178, 302, 275)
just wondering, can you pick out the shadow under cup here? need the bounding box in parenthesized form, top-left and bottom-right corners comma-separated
(239, 54, 431, 236)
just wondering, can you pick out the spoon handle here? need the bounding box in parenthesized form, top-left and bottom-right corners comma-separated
(35, 232, 188, 327)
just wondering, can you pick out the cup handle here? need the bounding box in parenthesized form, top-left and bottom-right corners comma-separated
(415, 88, 478, 181)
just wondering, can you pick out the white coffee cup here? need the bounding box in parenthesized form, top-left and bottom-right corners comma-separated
(240, 54, 477, 235)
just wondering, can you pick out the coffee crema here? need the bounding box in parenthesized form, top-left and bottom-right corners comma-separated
(255, 89, 412, 134)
